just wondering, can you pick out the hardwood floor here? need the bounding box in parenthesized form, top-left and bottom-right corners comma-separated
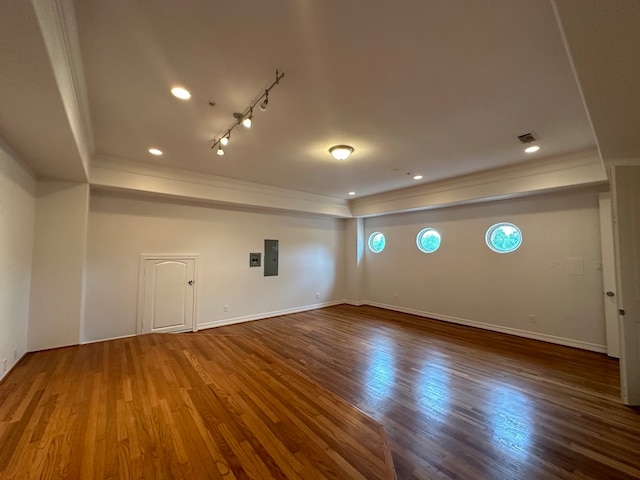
(2, 304, 640, 479)
(211, 305, 640, 480)
(0, 321, 395, 479)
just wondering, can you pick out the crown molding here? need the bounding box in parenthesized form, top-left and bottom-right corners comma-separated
(90, 149, 608, 219)
(31, 0, 94, 178)
(350, 149, 607, 217)
(605, 157, 640, 167)
(90, 156, 352, 218)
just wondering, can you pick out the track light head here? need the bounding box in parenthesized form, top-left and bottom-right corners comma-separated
(242, 108, 253, 128)
(260, 91, 269, 111)
(216, 145, 225, 156)
(220, 133, 230, 146)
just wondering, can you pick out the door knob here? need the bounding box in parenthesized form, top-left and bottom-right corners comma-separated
(606, 291, 615, 297)
(188, 280, 194, 285)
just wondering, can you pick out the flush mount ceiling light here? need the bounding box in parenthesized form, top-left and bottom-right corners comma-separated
(413, 175, 423, 180)
(171, 86, 191, 100)
(329, 145, 354, 161)
(348, 191, 356, 196)
(212, 70, 285, 156)
(148, 148, 163, 155)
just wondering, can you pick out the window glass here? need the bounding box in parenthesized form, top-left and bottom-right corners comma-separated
(368, 232, 386, 253)
(416, 228, 441, 253)
(485, 222, 522, 253)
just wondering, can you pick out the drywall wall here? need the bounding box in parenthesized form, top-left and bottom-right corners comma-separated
(362, 188, 607, 351)
(0, 142, 35, 380)
(84, 191, 345, 342)
(28, 181, 89, 351)
(343, 218, 364, 304)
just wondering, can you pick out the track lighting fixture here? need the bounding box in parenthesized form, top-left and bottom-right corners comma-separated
(242, 108, 253, 128)
(260, 91, 269, 111)
(211, 69, 285, 155)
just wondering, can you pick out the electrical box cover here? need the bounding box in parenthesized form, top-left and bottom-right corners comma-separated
(264, 239, 278, 276)
(249, 252, 261, 267)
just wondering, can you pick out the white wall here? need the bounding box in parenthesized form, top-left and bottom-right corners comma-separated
(28, 181, 89, 351)
(343, 218, 364, 304)
(84, 191, 346, 343)
(362, 188, 607, 351)
(0, 142, 35, 379)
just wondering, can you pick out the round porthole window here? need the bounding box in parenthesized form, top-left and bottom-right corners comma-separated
(416, 228, 441, 253)
(485, 222, 522, 253)
(368, 232, 386, 253)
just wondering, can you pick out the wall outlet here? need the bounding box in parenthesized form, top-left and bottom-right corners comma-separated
(223, 305, 229, 313)
(315, 292, 320, 299)
(2, 359, 6, 372)
(529, 314, 537, 324)
(393, 293, 398, 301)
(13, 349, 17, 360)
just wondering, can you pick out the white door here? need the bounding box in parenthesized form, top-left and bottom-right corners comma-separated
(599, 193, 620, 357)
(611, 166, 640, 405)
(138, 256, 197, 334)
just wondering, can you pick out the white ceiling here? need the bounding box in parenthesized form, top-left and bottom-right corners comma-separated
(0, 1, 87, 181)
(73, 0, 595, 199)
(1, 1, 637, 201)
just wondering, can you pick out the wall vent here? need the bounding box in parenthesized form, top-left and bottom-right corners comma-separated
(517, 132, 538, 144)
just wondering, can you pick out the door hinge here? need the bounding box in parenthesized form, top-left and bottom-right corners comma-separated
(619, 309, 625, 316)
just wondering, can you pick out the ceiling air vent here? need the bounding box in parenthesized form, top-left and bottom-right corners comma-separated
(517, 132, 538, 144)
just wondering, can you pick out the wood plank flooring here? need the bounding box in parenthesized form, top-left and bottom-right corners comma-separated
(210, 305, 640, 480)
(2, 304, 640, 479)
(0, 321, 395, 479)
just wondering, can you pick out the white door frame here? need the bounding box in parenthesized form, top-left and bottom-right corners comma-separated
(611, 166, 640, 405)
(137, 254, 199, 334)
(598, 192, 620, 357)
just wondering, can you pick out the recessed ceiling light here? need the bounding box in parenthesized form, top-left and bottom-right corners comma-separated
(329, 145, 354, 161)
(413, 175, 423, 180)
(348, 192, 356, 196)
(148, 148, 163, 156)
(171, 86, 191, 100)
(524, 145, 540, 153)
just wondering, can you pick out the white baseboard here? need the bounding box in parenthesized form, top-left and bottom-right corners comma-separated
(79, 300, 607, 355)
(197, 300, 344, 331)
(364, 301, 607, 353)
(343, 299, 365, 306)
(82, 333, 137, 345)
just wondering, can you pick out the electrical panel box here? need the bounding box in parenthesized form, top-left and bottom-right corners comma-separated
(264, 239, 278, 276)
